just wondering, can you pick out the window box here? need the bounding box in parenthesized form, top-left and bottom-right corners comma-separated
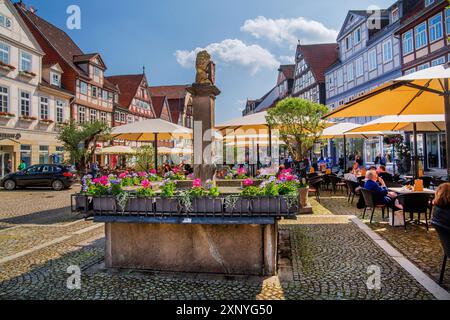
(0, 61, 15, 72)
(93, 196, 117, 213)
(19, 115, 37, 122)
(190, 197, 223, 214)
(19, 70, 36, 79)
(39, 119, 54, 125)
(155, 197, 180, 214)
(125, 197, 155, 213)
(0, 112, 15, 119)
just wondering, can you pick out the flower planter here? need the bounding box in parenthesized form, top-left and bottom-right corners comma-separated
(155, 198, 180, 214)
(39, 120, 54, 125)
(93, 196, 117, 213)
(19, 70, 36, 79)
(126, 197, 154, 214)
(225, 198, 252, 214)
(0, 113, 15, 119)
(280, 197, 299, 215)
(250, 197, 280, 214)
(175, 180, 193, 189)
(0, 62, 15, 72)
(191, 197, 223, 214)
(74, 194, 91, 212)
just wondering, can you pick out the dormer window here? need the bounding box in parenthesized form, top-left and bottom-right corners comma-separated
(51, 72, 61, 87)
(391, 8, 399, 23)
(345, 35, 352, 51)
(0, 14, 12, 29)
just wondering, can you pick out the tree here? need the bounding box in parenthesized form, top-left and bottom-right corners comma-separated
(266, 98, 329, 162)
(57, 121, 110, 174)
(133, 145, 155, 172)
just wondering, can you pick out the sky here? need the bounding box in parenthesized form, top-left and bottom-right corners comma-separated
(21, 0, 395, 122)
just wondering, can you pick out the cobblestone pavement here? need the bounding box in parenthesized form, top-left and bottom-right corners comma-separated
(318, 191, 450, 292)
(0, 188, 438, 300)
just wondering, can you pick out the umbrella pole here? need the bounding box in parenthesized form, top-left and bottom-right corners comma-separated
(343, 135, 347, 172)
(445, 78, 450, 177)
(154, 133, 158, 171)
(268, 126, 273, 165)
(413, 123, 418, 179)
(257, 143, 260, 171)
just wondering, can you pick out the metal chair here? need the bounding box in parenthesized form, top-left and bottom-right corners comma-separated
(360, 188, 388, 224)
(345, 180, 360, 204)
(329, 174, 346, 194)
(308, 177, 323, 203)
(397, 193, 433, 231)
(431, 222, 450, 285)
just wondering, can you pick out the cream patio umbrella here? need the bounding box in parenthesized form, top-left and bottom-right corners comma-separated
(325, 64, 450, 175)
(98, 145, 136, 155)
(111, 119, 193, 168)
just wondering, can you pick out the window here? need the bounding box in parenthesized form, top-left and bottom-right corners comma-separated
(90, 109, 97, 123)
(20, 145, 32, 168)
(391, 8, 399, 23)
(382, 40, 393, 62)
(0, 42, 10, 64)
(39, 97, 49, 120)
(354, 28, 361, 44)
(20, 52, 32, 72)
(431, 56, 446, 66)
(102, 90, 108, 100)
(417, 62, 430, 70)
(446, 8, 450, 35)
(127, 115, 134, 123)
(20, 91, 30, 116)
(429, 13, 443, 42)
(114, 112, 120, 122)
(346, 63, 354, 81)
(337, 69, 343, 87)
(39, 146, 49, 164)
(0, 86, 8, 113)
(51, 72, 61, 87)
(80, 82, 87, 95)
(93, 66, 101, 77)
(425, 0, 434, 7)
(56, 101, 64, 123)
(368, 49, 377, 71)
(100, 112, 107, 123)
(355, 57, 364, 77)
(345, 35, 352, 51)
(0, 14, 12, 29)
(120, 113, 126, 123)
(415, 22, 428, 49)
(92, 86, 97, 98)
(78, 106, 86, 123)
(402, 31, 414, 55)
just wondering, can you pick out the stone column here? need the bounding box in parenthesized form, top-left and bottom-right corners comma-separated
(188, 84, 221, 182)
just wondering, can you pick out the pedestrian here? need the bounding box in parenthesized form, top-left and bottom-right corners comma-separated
(90, 161, 98, 178)
(18, 160, 27, 171)
(5, 160, 12, 175)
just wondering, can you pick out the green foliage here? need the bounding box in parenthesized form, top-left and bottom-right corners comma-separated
(208, 185, 220, 198)
(241, 186, 263, 197)
(110, 183, 124, 196)
(266, 98, 329, 161)
(134, 145, 155, 172)
(136, 187, 156, 198)
(189, 187, 208, 198)
(57, 120, 110, 172)
(160, 180, 177, 198)
(262, 181, 279, 197)
(278, 181, 299, 196)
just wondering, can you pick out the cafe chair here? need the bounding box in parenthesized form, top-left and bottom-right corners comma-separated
(431, 222, 450, 285)
(308, 177, 323, 203)
(360, 188, 388, 224)
(397, 193, 432, 231)
(345, 180, 360, 204)
(329, 175, 346, 194)
(421, 176, 432, 189)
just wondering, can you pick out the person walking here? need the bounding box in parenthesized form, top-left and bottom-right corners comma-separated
(18, 160, 27, 171)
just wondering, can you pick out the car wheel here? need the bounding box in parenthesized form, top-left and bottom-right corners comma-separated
(3, 180, 16, 191)
(52, 180, 64, 191)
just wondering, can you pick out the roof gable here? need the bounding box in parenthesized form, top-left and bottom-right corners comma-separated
(152, 96, 172, 123)
(297, 43, 339, 83)
(149, 85, 189, 100)
(106, 74, 146, 108)
(337, 11, 368, 41)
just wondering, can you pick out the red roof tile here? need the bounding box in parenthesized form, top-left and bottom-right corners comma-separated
(106, 74, 145, 108)
(151, 96, 171, 121)
(149, 85, 189, 100)
(297, 43, 339, 83)
(279, 65, 295, 80)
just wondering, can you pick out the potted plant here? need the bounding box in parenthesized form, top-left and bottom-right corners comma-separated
(126, 179, 155, 213)
(0, 112, 15, 119)
(19, 70, 37, 78)
(74, 174, 93, 212)
(19, 115, 37, 122)
(225, 179, 258, 214)
(89, 176, 121, 213)
(155, 180, 179, 213)
(39, 119, 54, 125)
(252, 177, 280, 214)
(188, 179, 223, 214)
(0, 60, 16, 72)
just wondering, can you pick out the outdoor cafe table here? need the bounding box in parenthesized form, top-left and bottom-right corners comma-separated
(388, 187, 436, 195)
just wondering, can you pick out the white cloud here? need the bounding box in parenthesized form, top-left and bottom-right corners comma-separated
(175, 39, 279, 74)
(241, 16, 338, 47)
(279, 55, 295, 64)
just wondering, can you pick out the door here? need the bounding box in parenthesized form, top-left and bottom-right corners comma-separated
(16, 165, 43, 187)
(0, 152, 4, 178)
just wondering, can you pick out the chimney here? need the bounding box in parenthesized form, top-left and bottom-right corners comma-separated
(28, 6, 37, 14)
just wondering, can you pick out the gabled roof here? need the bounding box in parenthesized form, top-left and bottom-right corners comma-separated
(336, 9, 389, 41)
(106, 74, 146, 108)
(297, 43, 339, 83)
(278, 65, 295, 80)
(149, 85, 189, 100)
(73, 53, 107, 70)
(167, 99, 183, 125)
(152, 96, 172, 122)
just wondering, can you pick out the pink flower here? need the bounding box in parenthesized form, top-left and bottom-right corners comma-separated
(286, 175, 295, 181)
(99, 176, 109, 186)
(150, 169, 157, 175)
(237, 168, 246, 175)
(138, 172, 147, 177)
(243, 178, 254, 187)
(193, 179, 202, 188)
(173, 167, 180, 174)
(141, 179, 150, 189)
(92, 178, 101, 184)
(119, 173, 127, 179)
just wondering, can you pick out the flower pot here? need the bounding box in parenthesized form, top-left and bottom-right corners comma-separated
(74, 194, 90, 212)
(225, 198, 252, 214)
(192, 198, 223, 214)
(299, 188, 309, 208)
(250, 197, 280, 214)
(155, 198, 180, 214)
(93, 196, 116, 213)
(126, 197, 154, 214)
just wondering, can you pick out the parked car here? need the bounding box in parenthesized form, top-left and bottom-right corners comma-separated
(1, 164, 76, 191)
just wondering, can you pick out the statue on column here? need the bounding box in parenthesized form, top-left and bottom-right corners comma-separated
(195, 50, 216, 86)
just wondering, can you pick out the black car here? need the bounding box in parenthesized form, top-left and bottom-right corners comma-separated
(1, 164, 76, 191)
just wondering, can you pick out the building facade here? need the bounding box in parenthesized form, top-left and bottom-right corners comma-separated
(16, 3, 119, 128)
(292, 43, 338, 105)
(397, 0, 450, 170)
(0, 0, 71, 177)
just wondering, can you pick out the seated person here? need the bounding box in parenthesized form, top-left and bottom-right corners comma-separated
(351, 162, 360, 175)
(368, 166, 377, 171)
(432, 183, 450, 231)
(344, 168, 358, 183)
(364, 170, 397, 207)
(377, 165, 393, 182)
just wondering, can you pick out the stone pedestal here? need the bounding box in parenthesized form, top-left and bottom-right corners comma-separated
(105, 222, 278, 276)
(188, 84, 221, 182)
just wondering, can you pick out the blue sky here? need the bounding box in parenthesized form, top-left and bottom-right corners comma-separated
(22, 0, 394, 122)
